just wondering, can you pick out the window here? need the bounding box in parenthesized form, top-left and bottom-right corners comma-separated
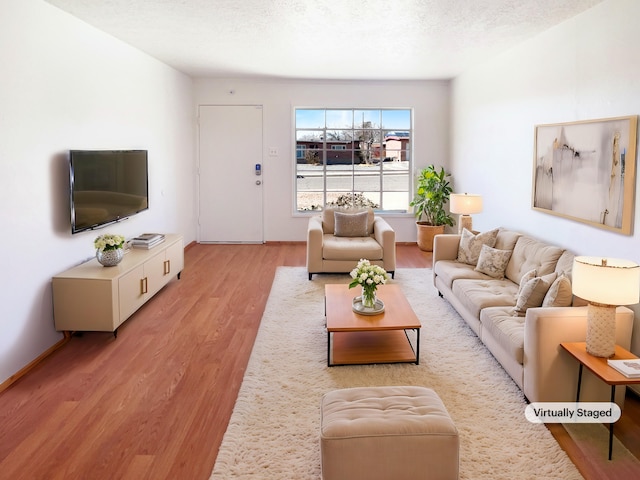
(295, 108, 412, 213)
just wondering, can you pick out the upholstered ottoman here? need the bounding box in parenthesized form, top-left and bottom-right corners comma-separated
(320, 386, 459, 480)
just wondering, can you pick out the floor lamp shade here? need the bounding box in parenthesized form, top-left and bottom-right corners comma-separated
(572, 256, 640, 357)
(449, 193, 482, 233)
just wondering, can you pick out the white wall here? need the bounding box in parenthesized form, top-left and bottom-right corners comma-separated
(0, 0, 196, 385)
(193, 79, 451, 242)
(450, 0, 640, 351)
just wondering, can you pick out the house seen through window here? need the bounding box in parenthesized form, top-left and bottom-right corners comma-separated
(295, 108, 412, 213)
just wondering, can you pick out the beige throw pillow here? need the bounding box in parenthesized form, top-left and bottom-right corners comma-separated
(474, 245, 512, 279)
(542, 274, 573, 307)
(323, 207, 374, 234)
(334, 210, 369, 237)
(514, 272, 557, 316)
(518, 269, 538, 296)
(457, 228, 499, 265)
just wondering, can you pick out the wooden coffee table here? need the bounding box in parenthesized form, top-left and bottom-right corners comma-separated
(325, 284, 421, 367)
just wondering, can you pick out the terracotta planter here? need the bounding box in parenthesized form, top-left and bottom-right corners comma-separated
(416, 222, 445, 252)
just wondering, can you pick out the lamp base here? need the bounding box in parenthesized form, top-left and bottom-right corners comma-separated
(585, 302, 616, 358)
(458, 215, 473, 234)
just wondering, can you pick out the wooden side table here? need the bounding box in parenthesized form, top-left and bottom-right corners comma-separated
(560, 342, 640, 460)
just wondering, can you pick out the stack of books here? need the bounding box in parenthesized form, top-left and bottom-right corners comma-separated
(607, 358, 640, 378)
(131, 233, 165, 249)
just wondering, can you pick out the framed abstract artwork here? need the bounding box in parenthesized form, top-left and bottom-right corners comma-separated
(532, 115, 637, 234)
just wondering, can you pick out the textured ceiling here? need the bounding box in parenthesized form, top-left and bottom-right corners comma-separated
(44, 0, 602, 80)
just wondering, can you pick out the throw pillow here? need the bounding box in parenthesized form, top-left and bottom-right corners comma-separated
(542, 274, 573, 307)
(457, 228, 499, 265)
(334, 210, 369, 237)
(474, 245, 512, 279)
(514, 272, 557, 316)
(517, 269, 537, 297)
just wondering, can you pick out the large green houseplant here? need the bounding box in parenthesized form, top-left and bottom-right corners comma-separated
(410, 165, 455, 251)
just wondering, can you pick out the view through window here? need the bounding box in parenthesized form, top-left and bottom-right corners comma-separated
(295, 108, 412, 212)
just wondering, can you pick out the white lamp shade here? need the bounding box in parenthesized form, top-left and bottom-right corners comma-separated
(572, 256, 640, 305)
(450, 193, 483, 215)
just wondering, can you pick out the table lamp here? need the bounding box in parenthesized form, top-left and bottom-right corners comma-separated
(572, 256, 640, 357)
(449, 193, 483, 233)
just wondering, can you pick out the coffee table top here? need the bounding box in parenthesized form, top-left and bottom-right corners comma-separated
(325, 284, 421, 332)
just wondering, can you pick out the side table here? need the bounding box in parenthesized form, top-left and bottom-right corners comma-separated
(560, 341, 640, 460)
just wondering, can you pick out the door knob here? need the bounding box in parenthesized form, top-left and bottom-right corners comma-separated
(256, 180, 262, 185)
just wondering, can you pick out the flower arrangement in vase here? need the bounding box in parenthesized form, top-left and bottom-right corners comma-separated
(349, 259, 389, 312)
(94, 233, 126, 267)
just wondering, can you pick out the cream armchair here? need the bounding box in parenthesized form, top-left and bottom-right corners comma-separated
(307, 207, 396, 280)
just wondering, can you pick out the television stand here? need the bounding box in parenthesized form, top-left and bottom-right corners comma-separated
(52, 234, 184, 335)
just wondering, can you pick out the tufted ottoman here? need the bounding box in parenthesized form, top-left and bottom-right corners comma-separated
(320, 386, 459, 480)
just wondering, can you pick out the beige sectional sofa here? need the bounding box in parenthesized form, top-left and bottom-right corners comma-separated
(433, 228, 634, 405)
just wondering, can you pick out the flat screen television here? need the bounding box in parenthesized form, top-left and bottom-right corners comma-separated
(70, 150, 149, 234)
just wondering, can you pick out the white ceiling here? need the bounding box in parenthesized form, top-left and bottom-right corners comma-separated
(44, 0, 602, 80)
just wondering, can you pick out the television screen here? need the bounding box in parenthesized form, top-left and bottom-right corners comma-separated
(70, 150, 149, 234)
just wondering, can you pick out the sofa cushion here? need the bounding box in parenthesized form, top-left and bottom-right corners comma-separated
(456, 228, 499, 265)
(504, 236, 564, 285)
(554, 250, 575, 282)
(434, 260, 491, 290)
(542, 274, 573, 307)
(514, 272, 557, 316)
(322, 234, 382, 260)
(494, 229, 522, 251)
(334, 210, 369, 237)
(452, 278, 519, 318)
(323, 207, 374, 235)
(480, 306, 525, 365)
(475, 245, 512, 279)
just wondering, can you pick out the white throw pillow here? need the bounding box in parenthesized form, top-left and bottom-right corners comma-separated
(474, 244, 512, 279)
(542, 274, 573, 307)
(457, 228, 499, 265)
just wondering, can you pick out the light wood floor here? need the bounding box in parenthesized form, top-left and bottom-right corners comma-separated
(0, 243, 638, 479)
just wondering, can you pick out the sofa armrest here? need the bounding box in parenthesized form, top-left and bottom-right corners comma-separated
(433, 234, 461, 263)
(373, 216, 396, 273)
(523, 306, 634, 405)
(306, 216, 324, 274)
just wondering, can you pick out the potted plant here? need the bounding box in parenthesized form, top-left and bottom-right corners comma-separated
(409, 165, 455, 251)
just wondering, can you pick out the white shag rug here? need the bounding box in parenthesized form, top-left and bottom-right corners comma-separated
(211, 267, 582, 479)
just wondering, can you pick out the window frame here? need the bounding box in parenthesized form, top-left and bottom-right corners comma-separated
(293, 107, 413, 215)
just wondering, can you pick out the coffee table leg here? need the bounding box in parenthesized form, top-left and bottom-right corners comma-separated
(415, 328, 420, 365)
(327, 332, 332, 367)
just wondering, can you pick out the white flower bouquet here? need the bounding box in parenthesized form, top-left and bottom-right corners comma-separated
(349, 259, 389, 308)
(94, 233, 126, 252)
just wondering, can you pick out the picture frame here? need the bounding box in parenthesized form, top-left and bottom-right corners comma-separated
(532, 115, 637, 235)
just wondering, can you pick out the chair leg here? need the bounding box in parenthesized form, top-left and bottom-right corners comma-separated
(390, 271, 395, 279)
(308, 272, 313, 280)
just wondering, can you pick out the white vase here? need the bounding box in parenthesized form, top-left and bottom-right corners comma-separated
(96, 248, 123, 267)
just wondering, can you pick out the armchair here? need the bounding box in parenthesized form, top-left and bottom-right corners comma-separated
(307, 207, 396, 280)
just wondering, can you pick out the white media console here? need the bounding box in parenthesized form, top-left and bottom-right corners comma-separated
(52, 233, 184, 336)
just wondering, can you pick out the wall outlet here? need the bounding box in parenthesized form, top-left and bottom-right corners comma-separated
(269, 147, 278, 156)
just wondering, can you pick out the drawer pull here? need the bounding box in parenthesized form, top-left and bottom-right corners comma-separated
(140, 277, 148, 294)
(164, 259, 171, 275)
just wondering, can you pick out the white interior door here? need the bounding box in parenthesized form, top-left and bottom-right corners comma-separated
(198, 105, 263, 243)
